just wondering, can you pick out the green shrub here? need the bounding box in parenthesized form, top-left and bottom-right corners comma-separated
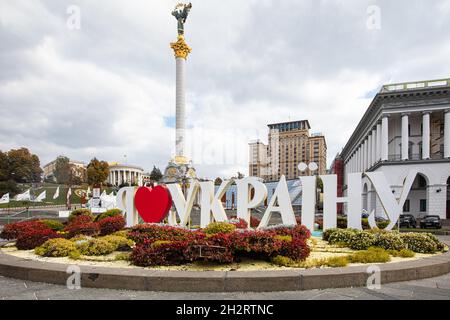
(35, 238, 79, 258)
(349, 232, 376, 250)
(203, 222, 236, 235)
(271, 255, 295, 267)
(70, 234, 92, 243)
(272, 255, 349, 268)
(328, 229, 359, 246)
(422, 233, 447, 252)
(94, 209, 122, 222)
(115, 252, 131, 261)
(111, 230, 130, 238)
(40, 220, 65, 231)
(374, 232, 406, 251)
(400, 233, 439, 254)
(349, 247, 391, 264)
(76, 238, 116, 256)
(100, 235, 134, 251)
(325, 256, 349, 267)
(322, 228, 340, 241)
(388, 249, 415, 258)
(68, 209, 94, 223)
(376, 220, 390, 229)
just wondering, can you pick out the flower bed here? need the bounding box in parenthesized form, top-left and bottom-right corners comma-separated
(129, 223, 311, 267)
(2, 216, 447, 270)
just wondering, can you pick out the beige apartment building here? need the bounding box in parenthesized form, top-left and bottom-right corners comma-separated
(43, 157, 86, 182)
(249, 120, 327, 181)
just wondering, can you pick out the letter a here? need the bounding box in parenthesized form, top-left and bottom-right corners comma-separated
(259, 176, 296, 228)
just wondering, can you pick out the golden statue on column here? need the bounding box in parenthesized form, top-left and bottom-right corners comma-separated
(163, 2, 197, 184)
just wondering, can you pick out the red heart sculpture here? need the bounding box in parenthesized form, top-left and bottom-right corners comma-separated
(134, 186, 172, 223)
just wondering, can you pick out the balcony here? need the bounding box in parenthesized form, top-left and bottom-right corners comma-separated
(387, 153, 444, 162)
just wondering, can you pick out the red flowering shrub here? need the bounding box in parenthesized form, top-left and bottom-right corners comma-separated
(64, 222, 99, 238)
(98, 216, 126, 236)
(131, 240, 192, 267)
(68, 215, 93, 226)
(271, 225, 311, 241)
(68, 209, 94, 223)
(0, 220, 49, 240)
(229, 215, 260, 229)
(16, 229, 60, 250)
(232, 230, 283, 256)
(126, 222, 313, 267)
(250, 216, 261, 228)
(128, 224, 196, 244)
(229, 218, 248, 229)
(278, 238, 310, 261)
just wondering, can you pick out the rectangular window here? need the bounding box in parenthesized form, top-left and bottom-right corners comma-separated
(420, 199, 427, 212)
(403, 200, 410, 212)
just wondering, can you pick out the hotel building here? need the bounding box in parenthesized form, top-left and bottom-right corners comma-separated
(249, 120, 327, 181)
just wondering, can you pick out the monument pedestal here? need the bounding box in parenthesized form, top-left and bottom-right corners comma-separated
(162, 156, 196, 184)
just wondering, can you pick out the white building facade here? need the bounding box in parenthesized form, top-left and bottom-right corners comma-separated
(107, 163, 145, 187)
(340, 79, 450, 220)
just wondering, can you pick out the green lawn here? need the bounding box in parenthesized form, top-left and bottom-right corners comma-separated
(0, 184, 117, 209)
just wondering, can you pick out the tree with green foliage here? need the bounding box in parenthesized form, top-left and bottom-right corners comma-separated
(6, 148, 42, 183)
(54, 156, 72, 184)
(149, 166, 163, 182)
(0, 151, 9, 181)
(0, 148, 42, 197)
(87, 158, 109, 185)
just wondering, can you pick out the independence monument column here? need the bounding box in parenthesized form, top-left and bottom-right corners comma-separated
(162, 3, 196, 183)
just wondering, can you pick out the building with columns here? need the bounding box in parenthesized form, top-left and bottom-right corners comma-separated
(107, 163, 145, 187)
(339, 78, 450, 219)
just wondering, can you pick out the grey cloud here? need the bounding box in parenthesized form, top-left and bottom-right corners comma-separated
(1, 0, 450, 178)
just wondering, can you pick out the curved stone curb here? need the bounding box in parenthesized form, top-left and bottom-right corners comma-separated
(0, 251, 449, 292)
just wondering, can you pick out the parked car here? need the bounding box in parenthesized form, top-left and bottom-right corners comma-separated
(375, 216, 388, 222)
(419, 215, 442, 229)
(399, 214, 417, 228)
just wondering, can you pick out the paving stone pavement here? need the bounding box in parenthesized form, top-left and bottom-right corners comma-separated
(1, 272, 450, 300)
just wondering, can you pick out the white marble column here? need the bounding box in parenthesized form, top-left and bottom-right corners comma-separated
(376, 122, 382, 162)
(422, 112, 431, 159)
(363, 140, 367, 171)
(360, 145, 364, 171)
(371, 128, 377, 166)
(402, 113, 409, 160)
(176, 57, 186, 157)
(356, 148, 360, 172)
(352, 154, 355, 173)
(381, 115, 389, 161)
(445, 110, 450, 158)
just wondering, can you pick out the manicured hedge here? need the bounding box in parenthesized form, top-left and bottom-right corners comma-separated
(0, 220, 49, 240)
(323, 228, 447, 254)
(98, 216, 126, 236)
(68, 209, 94, 223)
(16, 229, 60, 250)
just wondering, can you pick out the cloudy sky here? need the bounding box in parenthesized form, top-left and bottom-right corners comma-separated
(1, 0, 450, 179)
